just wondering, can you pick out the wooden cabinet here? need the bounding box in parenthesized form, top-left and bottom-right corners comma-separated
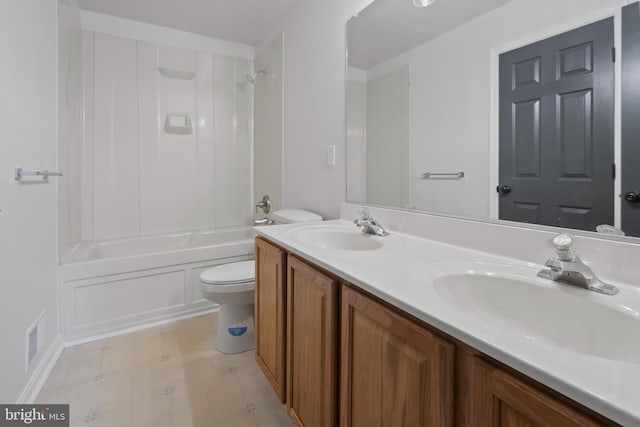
(254, 237, 617, 427)
(286, 255, 338, 427)
(340, 285, 454, 427)
(470, 357, 611, 427)
(254, 237, 287, 402)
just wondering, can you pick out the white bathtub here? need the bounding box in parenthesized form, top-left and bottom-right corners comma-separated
(60, 227, 255, 342)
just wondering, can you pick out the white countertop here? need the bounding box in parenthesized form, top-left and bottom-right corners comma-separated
(255, 220, 640, 427)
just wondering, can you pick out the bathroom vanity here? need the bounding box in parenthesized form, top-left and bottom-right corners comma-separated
(252, 219, 637, 426)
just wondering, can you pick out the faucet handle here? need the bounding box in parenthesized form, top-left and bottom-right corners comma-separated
(550, 233, 575, 261)
(354, 207, 371, 223)
(255, 195, 271, 214)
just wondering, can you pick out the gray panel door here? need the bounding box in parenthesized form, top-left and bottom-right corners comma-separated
(499, 18, 614, 232)
(622, 3, 640, 237)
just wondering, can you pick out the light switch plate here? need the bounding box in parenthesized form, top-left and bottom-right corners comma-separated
(327, 145, 336, 166)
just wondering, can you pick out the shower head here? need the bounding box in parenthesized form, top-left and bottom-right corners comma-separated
(246, 68, 275, 85)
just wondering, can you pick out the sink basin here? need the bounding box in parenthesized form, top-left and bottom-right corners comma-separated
(432, 264, 640, 363)
(289, 225, 385, 251)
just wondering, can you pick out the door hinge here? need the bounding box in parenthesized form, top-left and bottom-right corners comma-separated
(612, 47, 616, 63)
(612, 163, 616, 180)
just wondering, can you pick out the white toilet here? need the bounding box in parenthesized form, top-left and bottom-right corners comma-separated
(200, 209, 322, 354)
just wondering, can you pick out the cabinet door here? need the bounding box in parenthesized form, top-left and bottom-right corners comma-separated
(340, 285, 454, 427)
(287, 255, 338, 427)
(471, 357, 608, 427)
(255, 237, 287, 402)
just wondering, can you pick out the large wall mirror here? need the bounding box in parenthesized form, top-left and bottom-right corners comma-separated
(346, 0, 640, 240)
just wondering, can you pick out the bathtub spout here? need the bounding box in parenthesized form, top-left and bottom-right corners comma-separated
(253, 218, 274, 226)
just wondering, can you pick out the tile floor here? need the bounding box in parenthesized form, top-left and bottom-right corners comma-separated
(36, 313, 293, 427)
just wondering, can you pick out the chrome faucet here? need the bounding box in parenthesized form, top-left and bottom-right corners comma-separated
(537, 233, 618, 295)
(353, 208, 388, 236)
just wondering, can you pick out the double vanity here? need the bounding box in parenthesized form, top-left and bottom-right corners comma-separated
(253, 206, 640, 427)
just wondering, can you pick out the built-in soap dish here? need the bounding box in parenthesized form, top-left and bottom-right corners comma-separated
(164, 113, 193, 135)
(157, 67, 197, 80)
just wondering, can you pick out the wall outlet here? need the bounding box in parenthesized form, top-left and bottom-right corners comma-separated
(25, 311, 45, 372)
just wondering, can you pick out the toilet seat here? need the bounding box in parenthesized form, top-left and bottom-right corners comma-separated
(201, 281, 254, 293)
(200, 260, 254, 284)
(200, 260, 255, 293)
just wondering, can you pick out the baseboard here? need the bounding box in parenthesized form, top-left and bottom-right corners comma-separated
(64, 305, 219, 347)
(16, 334, 64, 404)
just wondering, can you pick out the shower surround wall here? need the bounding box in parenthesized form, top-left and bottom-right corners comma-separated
(58, 0, 84, 256)
(81, 30, 253, 242)
(254, 34, 284, 214)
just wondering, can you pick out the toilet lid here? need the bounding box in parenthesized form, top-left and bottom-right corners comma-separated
(200, 260, 255, 285)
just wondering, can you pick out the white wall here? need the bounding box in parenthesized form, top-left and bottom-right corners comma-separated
(365, 67, 410, 208)
(275, 0, 374, 219)
(254, 34, 284, 215)
(82, 30, 253, 241)
(364, 0, 628, 218)
(0, 0, 61, 402)
(346, 79, 366, 202)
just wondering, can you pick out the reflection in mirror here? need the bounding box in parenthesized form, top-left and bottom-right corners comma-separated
(346, 0, 640, 239)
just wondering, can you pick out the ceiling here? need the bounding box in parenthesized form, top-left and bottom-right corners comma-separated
(79, 0, 296, 46)
(348, 0, 513, 70)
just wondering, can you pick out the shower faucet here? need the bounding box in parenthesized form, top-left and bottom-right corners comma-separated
(255, 195, 271, 214)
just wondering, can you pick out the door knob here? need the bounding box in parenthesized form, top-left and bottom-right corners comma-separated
(624, 191, 640, 203)
(497, 185, 512, 194)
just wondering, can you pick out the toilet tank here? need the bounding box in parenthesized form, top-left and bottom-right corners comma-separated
(271, 209, 322, 224)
